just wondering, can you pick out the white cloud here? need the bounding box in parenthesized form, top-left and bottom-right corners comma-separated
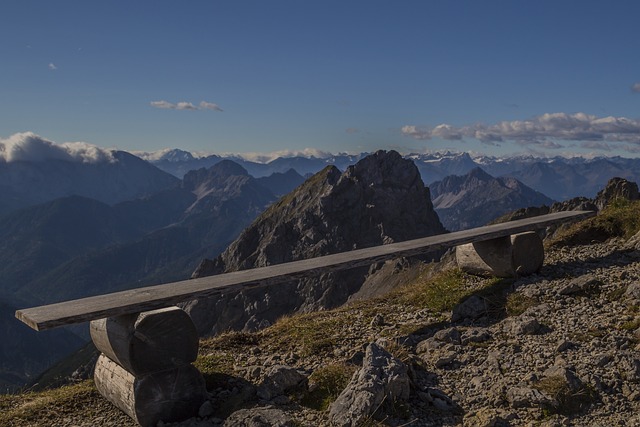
(150, 100, 223, 111)
(632, 82, 640, 93)
(150, 100, 174, 109)
(402, 112, 640, 150)
(48, 63, 57, 70)
(175, 102, 197, 111)
(0, 132, 115, 163)
(199, 101, 223, 112)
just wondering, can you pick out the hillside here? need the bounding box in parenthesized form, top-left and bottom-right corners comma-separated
(3, 201, 640, 426)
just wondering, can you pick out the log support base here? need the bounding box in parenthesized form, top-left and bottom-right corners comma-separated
(456, 231, 544, 277)
(90, 307, 206, 427)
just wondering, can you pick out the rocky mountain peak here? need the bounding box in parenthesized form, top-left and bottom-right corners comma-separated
(185, 150, 446, 335)
(430, 167, 553, 231)
(194, 150, 444, 277)
(182, 160, 249, 192)
(594, 177, 639, 210)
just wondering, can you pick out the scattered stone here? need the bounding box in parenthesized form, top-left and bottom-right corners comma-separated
(452, 295, 489, 321)
(370, 313, 385, 327)
(506, 386, 554, 409)
(223, 407, 295, 427)
(557, 275, 602, 295)
(463, 408, 510, 427)
(461, 328, 492, 345)
(256, 365, 307, 401)
(625, 283, 640, 300)
(505, 315, 541, 336)
(434, 327, 462, 344)
(555, 339, 574, 353)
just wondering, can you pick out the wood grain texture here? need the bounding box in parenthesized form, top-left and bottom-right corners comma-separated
(90, 306, 198, 377)
(456, 236, 514, 277)
(16, 210, 595, 330)
(94, 354, 206, 427)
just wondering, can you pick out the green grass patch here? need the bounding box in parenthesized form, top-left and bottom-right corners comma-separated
(0, 381, 109, 426)
(394, 268, 470, 313)
(549, 199, 640, 247)
(505, 293, 539, 317)
(620, 318, 640, 331)
(265, 312, 342, 356)
(301, 363, 356, 410)
(534, 376, 596, 416)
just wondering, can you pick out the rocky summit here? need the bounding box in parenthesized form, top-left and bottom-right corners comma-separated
(184, 150, 446, 335)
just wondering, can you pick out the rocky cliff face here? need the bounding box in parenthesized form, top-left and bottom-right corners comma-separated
(185, 150, 446, 335)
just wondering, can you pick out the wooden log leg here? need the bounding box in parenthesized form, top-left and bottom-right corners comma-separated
(456, 231, 544, 277)
(94, 354, 207, 427)
(90, 306, 206, 426)
(90, 306, 199, 377)
(456, 235, 514, 277)
(510, 231, 544, 275)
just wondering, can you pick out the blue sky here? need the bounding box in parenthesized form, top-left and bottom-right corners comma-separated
(1, 1, 639, 158)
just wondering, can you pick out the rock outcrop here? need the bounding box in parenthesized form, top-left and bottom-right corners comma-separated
(184, 150, 446, 335)
(594, 177, 640, 211)
(328, 342, 410, 426)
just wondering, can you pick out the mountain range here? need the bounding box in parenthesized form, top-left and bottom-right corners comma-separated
(0, 150, 178, 217)
(143, 149, 640, 201)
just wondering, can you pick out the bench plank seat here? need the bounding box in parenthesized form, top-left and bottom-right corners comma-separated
(16, 210, 594, 331)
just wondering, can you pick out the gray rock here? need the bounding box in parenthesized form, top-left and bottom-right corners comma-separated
(434, 327, 462, 344)
(461, 328, 492, 345)
(452, 295, 489, 322)
(506, 316, 541, 336)
(625, 283, 640, 300)
(505, 386, 553, 408)
(543, 366, 583, 392)
(625, 231, 640, 251)
(223, 407, 295, 427)
(594, 177, 639, 211)
(256, 365, 307, 401)
(329, 342, 410, 427)
(198, 400, 214, 418)
(557, 275, 602, 295)
(370, 313, 385, 327)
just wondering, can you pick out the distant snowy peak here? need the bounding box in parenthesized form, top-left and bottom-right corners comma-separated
(133, 148, 197, 163)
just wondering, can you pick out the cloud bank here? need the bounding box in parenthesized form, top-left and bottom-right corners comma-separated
(0, 132, 115, 163)
(632, 82, 640, 93)
(402, 112, 640, 151)
(150, 100, 223, 111)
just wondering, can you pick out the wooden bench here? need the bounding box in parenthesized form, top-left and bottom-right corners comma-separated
(15, 210, 594, 426)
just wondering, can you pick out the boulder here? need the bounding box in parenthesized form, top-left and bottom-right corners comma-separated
(328, 343, 410, 426)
